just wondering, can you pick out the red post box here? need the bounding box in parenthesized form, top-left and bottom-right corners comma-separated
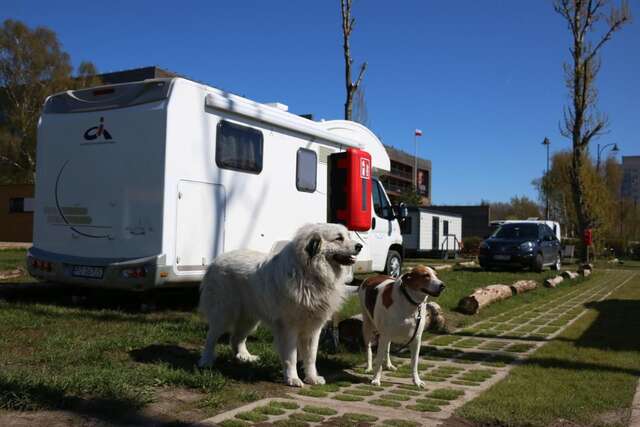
(583, 228, 593, 246)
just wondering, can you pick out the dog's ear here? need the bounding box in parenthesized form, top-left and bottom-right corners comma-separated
(305, 233, 322, 258)
(400, 272, 411, 282)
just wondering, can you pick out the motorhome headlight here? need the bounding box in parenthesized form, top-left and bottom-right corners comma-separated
(519, 241, 535, 251)
(121, 266, 147, 279)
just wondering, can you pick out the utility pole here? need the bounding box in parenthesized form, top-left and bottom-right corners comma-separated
(542, 137, 550, 220)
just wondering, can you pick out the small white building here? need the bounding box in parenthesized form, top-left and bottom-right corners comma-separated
(402, 208, 462, 256)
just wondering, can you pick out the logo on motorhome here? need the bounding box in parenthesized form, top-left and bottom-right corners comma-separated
(360, 158, 371, 179)
(83, 117, 112, 141)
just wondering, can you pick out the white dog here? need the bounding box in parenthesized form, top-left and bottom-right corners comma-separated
(359, 266, 445, 388)
(198, 223, 362, 387)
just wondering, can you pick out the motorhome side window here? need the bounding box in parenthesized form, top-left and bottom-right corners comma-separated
(215, 121, 263, 173)
(296, 148, 317, 192)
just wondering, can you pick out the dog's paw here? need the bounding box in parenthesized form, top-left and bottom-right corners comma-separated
(304, 375, 325, 385)
(286, 377, 305, 388)
(413, 379, 426, 389)
(236, 353, 260, 363)
(371, 378, 381, 386)
(385, 363, 397, 371)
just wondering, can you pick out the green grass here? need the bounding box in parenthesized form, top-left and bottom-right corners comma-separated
(0, 249, 27, 271)
(235, 410, 269, 422)
(342, 388, 373, 396)
(290, 412, 323, 422)
(427, 388, 465, 400)
(379, 393, 411, 401)
(302, 405, 337, 416)
(271, 400, 299, 410)
(383, 419, 421, 426)
(458, 271, 640, 427)
(342, 412, 378, 422)
(332, 393, 363, 401)
(219, 420, 250, 427)
(369, 398, 401, 407)
(273, 419, 308, 427)
(407, 402, 441, 412)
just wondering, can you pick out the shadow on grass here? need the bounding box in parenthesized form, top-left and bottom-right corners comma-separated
(0, 281, 200, 313)
(565, 298, 640, 352)
(129, 343, 362, 385)
(512, 298, 640, 376)
(520, 356, 640, 377)
(0, 376, 177, 426)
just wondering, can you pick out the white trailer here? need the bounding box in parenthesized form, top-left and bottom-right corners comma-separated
(27, 78, 404, 289)
(402, 208, 462, 256)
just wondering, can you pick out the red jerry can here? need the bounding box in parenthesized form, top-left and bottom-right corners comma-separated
(328, 148, 373, 231)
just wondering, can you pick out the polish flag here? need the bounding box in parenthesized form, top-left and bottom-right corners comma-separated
(415, 129, 423, 136)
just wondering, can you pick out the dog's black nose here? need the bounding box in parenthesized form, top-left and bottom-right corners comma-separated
(355, 243, 363, 253)
(439, 283, 446, 291)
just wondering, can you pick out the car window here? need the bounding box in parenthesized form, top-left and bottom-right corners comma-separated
(542, 225, 556, 240)
(493, 223, 538, 239)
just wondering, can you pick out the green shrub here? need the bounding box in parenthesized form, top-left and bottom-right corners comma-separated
(462, 236, 482, 255)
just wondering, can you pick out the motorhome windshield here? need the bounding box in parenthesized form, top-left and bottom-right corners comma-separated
(493, 223, 538, 239)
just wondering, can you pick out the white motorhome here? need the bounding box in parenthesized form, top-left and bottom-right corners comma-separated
(403, 208, 462, 256)
(27, 78, 404, 289)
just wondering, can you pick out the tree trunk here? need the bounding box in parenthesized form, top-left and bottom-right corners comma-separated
(544, 276, 564, 288)
(510, 280, 537, 294)
(570, 147, 591, 260)
(458, 284, 513, 314)
(425, 301, 446, 331)
(561, 271, 579, 280)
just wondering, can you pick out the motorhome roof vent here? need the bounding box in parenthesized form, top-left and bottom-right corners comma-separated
(264, 102, 288, 112)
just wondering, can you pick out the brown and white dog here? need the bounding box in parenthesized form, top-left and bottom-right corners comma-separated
(358, 266, 445, 388)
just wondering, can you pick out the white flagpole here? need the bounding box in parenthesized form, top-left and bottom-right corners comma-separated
(414, 132, 418, 191)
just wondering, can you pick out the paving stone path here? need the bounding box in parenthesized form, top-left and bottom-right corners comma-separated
(200, 270, 635, 427)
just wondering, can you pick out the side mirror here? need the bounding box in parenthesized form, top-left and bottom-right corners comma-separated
(393, 203, 409, 220)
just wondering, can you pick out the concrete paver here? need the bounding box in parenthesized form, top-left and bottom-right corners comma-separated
(199, 270, 634, 426)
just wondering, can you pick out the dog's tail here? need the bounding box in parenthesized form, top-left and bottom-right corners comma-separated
(197, 265, 214, 316)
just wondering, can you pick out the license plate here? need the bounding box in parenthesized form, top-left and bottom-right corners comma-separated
(71, 265, 104, 279)
(493, 255, 511, 261)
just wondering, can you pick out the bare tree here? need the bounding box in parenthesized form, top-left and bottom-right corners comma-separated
(341, 0, 367, 121)
(554, 0, 630, 254)
(352, 84, 370, 127)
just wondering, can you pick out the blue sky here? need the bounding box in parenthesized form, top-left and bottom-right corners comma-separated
(3, 0, 639, 204)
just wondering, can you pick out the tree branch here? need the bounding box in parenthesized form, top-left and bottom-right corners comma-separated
(0, 154, 25, 171)
(353, 62, 367, 92)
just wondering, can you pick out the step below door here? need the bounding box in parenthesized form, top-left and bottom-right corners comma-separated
(175, 180, 225, 273)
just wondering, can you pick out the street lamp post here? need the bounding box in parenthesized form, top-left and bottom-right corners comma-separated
(596, 143, 620, 172)
(542, 137, 550, 220)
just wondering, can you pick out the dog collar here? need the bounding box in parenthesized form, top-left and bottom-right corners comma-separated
(400, 282, 422, 306)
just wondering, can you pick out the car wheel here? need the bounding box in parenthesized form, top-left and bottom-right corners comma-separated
(532, 253, 544, 272)
(384, 250, 402, 278)
(551, 253, 561, 271)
